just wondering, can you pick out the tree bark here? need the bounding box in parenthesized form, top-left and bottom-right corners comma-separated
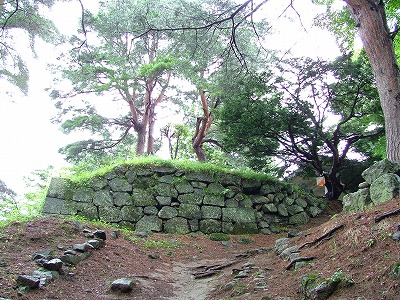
(344, 0, 400, 162)
(192, 88, 213, 162)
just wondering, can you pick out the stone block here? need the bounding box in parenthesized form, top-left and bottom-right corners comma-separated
(203, 194, 225, 206)
(158, 206, 178, 219)
(262, 203, 277, 213)
(121, 206, 143, 222)
(178, 204, 202, 219)
(109, 178, 132, 192)
(42, 197, 67, 215)
(199, 219, 222, 234)
(47, 177, 74, 199)
(135, 215, 162, 232)
(132, 189, 157, 206)
(362, 159, 400, 184)
(113, 192, 132, 206)
(289, 212, 310, 225)
(164, 217, 190, 234)
(201, 205, 222, 219)
(222, 207, 256, 223)
(175, 181, 194, 194)
(178, 193, 203, 205)
(370, 173, 400, 205)
(185, 172, 214, 182)
(153, 183, 178, 198)
(156, 196, 172, 206)
(73, 187, 94, 203)
(287, 205, 304, 216)
(93, 190, 113, 206)
(242, 178, 261, 194)
(99, 206, 122, 223)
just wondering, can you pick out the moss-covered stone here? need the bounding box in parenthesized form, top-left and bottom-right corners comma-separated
(113, 192, 132, 206)
(201, 205, 222, 219)
(178, 204, 202, 219)
(132, 189, 157, 206)
(203, 194, 224, 206)
(222, 207, 256, 223)
(135, 215, 162, 232)
(109, 178, 132, 192)
(178, 193, 203, 205)
(93, 190, 113, 206)
(158, 206, 178, 219)
(199, 219, 221, 234)
(153, 183, 179, 198)
(73, 187, 94, 203)
(121, 206, 143, 222)
(98, 206, 122, 223)
(164, 217, 190, 234)
(175, 181, 194, 194)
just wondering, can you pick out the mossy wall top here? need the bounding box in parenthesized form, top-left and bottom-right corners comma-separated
(42, 164, 326, 234)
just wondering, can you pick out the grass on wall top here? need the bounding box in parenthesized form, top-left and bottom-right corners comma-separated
(66, 156, 280, 185)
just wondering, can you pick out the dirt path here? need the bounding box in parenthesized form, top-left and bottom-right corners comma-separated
(170, 260, 220, 300)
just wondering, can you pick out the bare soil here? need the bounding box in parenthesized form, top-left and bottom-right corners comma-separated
(0, 199, 399, 300)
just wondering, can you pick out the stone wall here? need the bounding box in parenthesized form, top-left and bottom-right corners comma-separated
(343, 159, 400, 212)
(42, 164, 326, 234)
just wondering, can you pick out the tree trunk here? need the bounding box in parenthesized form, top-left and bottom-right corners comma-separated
(344, 0, 400, 162)
(136, 125, 147, 155)
(192, 88, 213, 162)
(147, 106, 156, 154)
(323, 172, 344, 200)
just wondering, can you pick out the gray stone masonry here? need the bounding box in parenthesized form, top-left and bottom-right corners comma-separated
(42, 164, 326, 234)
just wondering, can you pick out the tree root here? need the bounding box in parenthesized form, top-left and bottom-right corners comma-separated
(375, 208, 400, 223)
(191, 260, 242, 279)
(299, 224, 344, 250)
(286, 256, 316, 270)
(191, 247, 271, 279)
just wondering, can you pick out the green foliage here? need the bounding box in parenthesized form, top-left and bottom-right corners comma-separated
(314, 0, 400, 61)
(0, 179, 18, 220)
(0, 0, 62, 94)
(137, 56, 175, 78)
(329, 269, 353, 284)
(209, 233, 230, 241)
(66, 156, 278, 186)
(389, 262, 400, 278)
(236, 236, 254, 244)
(219, 54, 383, 191)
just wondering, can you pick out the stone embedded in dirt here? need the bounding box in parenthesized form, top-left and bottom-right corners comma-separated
(43, 258, 63, 271)
(135, 231, 150, 238)
(274, 237, 290, 255)
(221, 241, 233, 247)
(60, 252, 91, 266)
(234, 270, 250, 278)
(31, 249, 53, 261)
(287, 228, 301, 237)
(148, 253, 160, 260)
(111, 230, 120, 238)
(110, 278, 137, 293)
(57, 245, 68, 251)
(33, 269, 59, 287)
(93, 229, 107, 240)
(279, 245, 299, 259)
(392, 231, 400, 242)
(64, 249, 77, 255)
(73, 242, 92, 252)
(87, 239, 104, 249)
(84, 232, 95, 238)
(72, 220, 84, 231)
(16, 275, 40, 289)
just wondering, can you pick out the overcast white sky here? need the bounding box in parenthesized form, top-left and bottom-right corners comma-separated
(0, 0, 341, 195)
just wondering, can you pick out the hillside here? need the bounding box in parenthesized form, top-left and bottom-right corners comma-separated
(0, 199, 399, 300)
